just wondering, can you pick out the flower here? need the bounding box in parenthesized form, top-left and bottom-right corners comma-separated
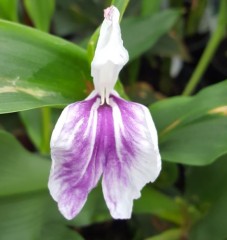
(48, 5, 161, 220)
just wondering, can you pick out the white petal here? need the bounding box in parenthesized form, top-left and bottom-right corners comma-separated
(91, 6, 129, 104)
(102, 95, 161, 219)
(48, 95, 104, 220)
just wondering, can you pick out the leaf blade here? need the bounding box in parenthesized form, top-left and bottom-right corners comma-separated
(121, 9, 180, 61)
(0, 20, 90, 113)
(24, 0, 55, 32)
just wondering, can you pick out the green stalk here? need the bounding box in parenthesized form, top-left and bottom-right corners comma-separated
(182, 0, 227, 96)
(40, 107, 51, 154)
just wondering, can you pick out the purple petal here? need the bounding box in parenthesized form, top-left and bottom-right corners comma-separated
(48, 95, 105, 220)
(101, 94, 161, 219)
(49, 91, 161, 220)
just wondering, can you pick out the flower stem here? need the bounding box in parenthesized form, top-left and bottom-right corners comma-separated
(182, 0, 227, 96)
(40, 107, 51, 154)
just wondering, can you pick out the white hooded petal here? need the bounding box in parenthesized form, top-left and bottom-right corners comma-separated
(91, 6, 129, 104)
(101, 94, 161, 219)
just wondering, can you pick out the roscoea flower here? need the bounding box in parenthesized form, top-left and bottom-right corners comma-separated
(48, 5, 161, 220)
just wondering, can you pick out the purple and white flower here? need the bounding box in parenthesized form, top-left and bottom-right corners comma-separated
(48, 6, 161, 220)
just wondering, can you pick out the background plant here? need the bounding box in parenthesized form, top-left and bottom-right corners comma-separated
(0, 0, 227, 239)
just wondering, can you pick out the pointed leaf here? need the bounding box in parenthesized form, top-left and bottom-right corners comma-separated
(24, 0, 55, 32)
(0, 0, 18, 22)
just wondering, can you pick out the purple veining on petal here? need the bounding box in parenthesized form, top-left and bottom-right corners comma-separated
(49, 93, 161, 220)
(102, 94, 161, 219)
(49, 95, 106, 219)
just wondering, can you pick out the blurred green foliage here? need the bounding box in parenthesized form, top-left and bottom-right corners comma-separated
(0, 0, 227, 239)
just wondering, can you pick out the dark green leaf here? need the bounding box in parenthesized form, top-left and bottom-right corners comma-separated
(0, 192, 48, 240)
(150, 81, 227, 165)
(150, 81, 227, 133)
(160, 115, 227, 165)
(186, 154, 227, 203)
(19, 109, 43, 150)
(0, 130, 84, 239)
(0, 130, 49, 196)
(0, 130, 48, 239)
(19, 108, 61, 152)
(134, 187, 183, 224)
(155, 162, 179, 189)
(0, 20, 90, 113)
(187, 155, 227, 240)
(0, 192, 84, 240)
(121, 9, 180, 61)
(150, 33, 190, 59)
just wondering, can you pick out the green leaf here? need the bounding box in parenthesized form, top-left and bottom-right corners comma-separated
(0, 130, 84, 240)
(146, 228, 182, 240)
(150, 81, 227, 134)
(186, 155, 227, 240)
(0, 192, 84, 240)
(150, 33, 190, 59)
(0, 130, 109, 231)
(150, 96, 191, 133)
(155, 162, 178, 189)
(149, 81, 227, 165)
(42, 222, 84, 240)
(0, 112, 21, 132)
(0, 191, 83, 240)
(141, 0, 161, 17)
(134, 187, 183, 225)
(0, 130, 47, 239)
(190, 194, 227, 240)
(0, 130, 109, 232)
(0, 0, 18, 22)
(19, 108, 61, 152)
(160, 115, 227, 165)
(0, 192, 48, 240)
(24, 0, 55, 32)
(0, 20, 90, 114)
(0, 130, 49, 196)
(186, 154, 227, 203)
(19, 109, 43, 150)
(121, 9, 180, 61)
